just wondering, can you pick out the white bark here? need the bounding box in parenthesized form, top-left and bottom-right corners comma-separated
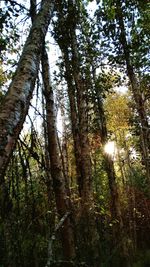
(0, 0, 54, 180)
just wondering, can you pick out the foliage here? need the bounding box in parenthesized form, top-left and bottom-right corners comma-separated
(0, 0, 150, 266)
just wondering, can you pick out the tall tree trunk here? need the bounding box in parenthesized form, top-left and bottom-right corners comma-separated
(42, 91, 56, 243)
(41, 48, 76, 263)
(67, 3, 99, 264)
(70, 26, 93, 210)
(62, 49, 82, 197)
(95, 93, 122, 222)
(0, 0, 54, 181)
(54, 2, 99, 264)
(54, 0, 83, 198)
(115, 0, 150, 183)
(59, 90, 70, 195)
(29, 1, 56, 263)
(91, 65, 131, 264)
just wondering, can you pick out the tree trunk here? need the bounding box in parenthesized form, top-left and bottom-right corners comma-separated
(54, 2, 99, 264)
(0, 0, 54, 181)
(92, 73, 131, 264)
(59, 91, 70, 195)
(41, 48, 76, 262)
(54, 1, 83, 198)
(96, 94, 121, 220)
(67, 3, 99, 264)
(115, 0, 150, 183)
(70, 28, 93, 209)
(62, 50, 83, 197)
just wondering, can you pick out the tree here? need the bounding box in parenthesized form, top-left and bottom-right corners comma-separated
(0, 0, 150, 266)
(96, 0, 150, 184)
(29, 0, 76, 262)
(114, 0, 150, 183)
(42, 48, 76, 264)
(53, 1, 99, 265)
(0, 0, 54, 179)
(0, 0, 54, 213)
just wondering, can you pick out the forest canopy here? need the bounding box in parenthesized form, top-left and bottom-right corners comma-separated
(0, 0, 150, 266)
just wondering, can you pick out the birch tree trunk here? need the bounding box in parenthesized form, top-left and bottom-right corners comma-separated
(0, 0, 54, 182)
(41, 48, 76, 263)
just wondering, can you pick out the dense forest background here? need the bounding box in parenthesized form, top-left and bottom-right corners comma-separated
(0, 0, 150, 266)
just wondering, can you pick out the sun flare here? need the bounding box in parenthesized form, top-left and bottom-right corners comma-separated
(104, 141, 116, 156)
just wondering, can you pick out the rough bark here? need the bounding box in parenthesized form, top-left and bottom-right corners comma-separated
(41, 48, 76, 262)
(30, 0, 37, 23)
(67, 3, 99, 264)
(54, 3, 99, 264)
(54, 2, 83, 197)
(70, 28, 93, 208)
(0, 0, 54, 182)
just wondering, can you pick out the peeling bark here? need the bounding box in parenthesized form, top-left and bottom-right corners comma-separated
(0, 0, 54, 181)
